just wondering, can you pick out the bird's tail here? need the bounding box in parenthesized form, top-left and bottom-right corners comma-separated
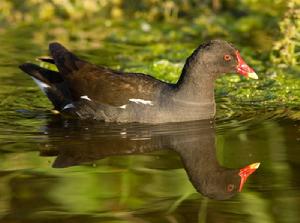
(19, 63, 72, 110)
(48, 42, 85, 76)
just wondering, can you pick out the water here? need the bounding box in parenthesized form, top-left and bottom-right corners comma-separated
(1, 25, 300, 223)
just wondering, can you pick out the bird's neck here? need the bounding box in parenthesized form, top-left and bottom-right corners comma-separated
(173, 57, 215, 106)
(169, 61, 216, 119)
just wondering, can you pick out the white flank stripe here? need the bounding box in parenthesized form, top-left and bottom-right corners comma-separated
(119, 105, 127, 109)
(80, 95, 92, 101)
(63, 103, 75, 110)
(129, 98, 153, 106)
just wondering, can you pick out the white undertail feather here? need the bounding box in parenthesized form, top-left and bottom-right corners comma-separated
(31, 77, 50, 95)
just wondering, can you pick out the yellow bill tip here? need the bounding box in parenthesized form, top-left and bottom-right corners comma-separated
(248, 72, 258, 80)
(249, 162, 260, 169)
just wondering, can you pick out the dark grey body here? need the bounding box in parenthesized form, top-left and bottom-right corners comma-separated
(72, 91, 215, 123)
(19, 40, 239, 123)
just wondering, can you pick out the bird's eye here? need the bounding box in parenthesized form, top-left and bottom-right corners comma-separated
(224, 54, 232, 61)
(227, 184, 235, 192)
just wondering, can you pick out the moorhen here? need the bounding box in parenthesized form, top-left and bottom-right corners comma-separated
(40, 119, 259, 200)
(19, 40, 258, 123)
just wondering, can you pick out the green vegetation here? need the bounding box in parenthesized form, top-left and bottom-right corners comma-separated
(0, 1, 300, 222)
(0, 0, 299, 118)
(271, 1, 300, 68)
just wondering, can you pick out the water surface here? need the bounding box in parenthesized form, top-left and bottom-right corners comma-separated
(0, 25, 300, 223)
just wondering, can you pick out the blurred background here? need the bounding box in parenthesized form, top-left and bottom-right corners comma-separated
(0, 1, 300, 223)
(0, 0, 299, 106)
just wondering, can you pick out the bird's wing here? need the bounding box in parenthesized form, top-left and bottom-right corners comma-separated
(49, 42, 166, 106)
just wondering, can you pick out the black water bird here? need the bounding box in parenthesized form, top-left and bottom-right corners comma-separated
(19, 40, 257, 123)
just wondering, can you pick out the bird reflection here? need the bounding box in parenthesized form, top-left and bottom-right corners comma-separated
(40, 117, 259, 200)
